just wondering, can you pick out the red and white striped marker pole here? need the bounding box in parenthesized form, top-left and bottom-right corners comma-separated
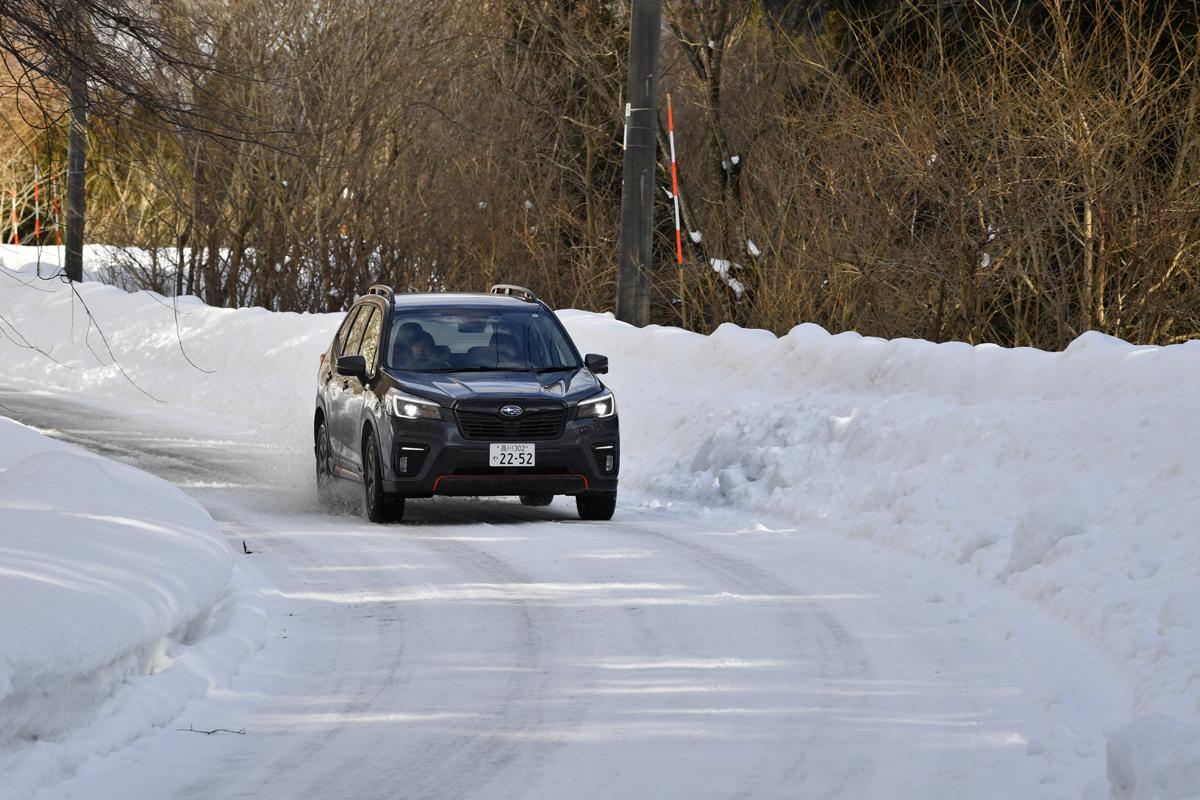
(33, 166, 40, 242)
(667, 94, 688, 327)
(666, 93, 683, 267)
(9, 188, 19, 245)
(51, 175, 61, 246)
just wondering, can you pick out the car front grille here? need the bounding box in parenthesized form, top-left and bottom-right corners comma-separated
(456, 408, 566, 440)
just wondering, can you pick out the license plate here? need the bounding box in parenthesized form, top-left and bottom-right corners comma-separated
(489, 443, 535, 467)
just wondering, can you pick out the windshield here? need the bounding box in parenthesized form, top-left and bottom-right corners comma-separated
(384, 306, 581, 373)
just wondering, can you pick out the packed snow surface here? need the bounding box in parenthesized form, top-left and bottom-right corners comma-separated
(2, 244, 1198, 797)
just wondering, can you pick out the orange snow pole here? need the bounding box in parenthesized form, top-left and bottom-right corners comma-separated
(666, 93, 683, 267)
(9, 188, 19, 245)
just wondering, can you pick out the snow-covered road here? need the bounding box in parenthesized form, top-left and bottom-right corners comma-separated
(1, 385, 1125, 799)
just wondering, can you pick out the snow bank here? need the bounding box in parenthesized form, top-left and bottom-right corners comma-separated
(2, 244, 1198, 796)
(0, 245, 341, 478)
(558, 313, 1200, 800)
(0, 417, 243, 798)
(1107, 714, 1200, 800)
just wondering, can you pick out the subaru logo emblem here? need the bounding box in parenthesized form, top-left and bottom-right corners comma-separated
(500, 404, 524, 418)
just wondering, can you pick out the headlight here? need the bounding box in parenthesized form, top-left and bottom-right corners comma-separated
(577, 390, 616, 420)
(384, 389, 442, 420)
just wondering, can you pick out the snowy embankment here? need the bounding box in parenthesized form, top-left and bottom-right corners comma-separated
(0, 414, 256, 800)
(1, 244, 1197, 797)
(561, 314, 1200, 799)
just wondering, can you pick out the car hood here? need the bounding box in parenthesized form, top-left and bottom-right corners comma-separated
(385, 367, 603, 406)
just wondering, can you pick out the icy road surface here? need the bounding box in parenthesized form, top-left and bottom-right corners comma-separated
(1, 387, 1125, 800)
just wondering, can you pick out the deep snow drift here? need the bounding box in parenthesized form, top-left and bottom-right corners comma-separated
(1, 244, 1198, 797)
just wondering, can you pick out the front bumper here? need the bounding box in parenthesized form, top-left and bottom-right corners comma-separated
(380, 412, 619, 497)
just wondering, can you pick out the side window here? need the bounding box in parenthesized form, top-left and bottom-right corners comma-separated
(343, 305, 371, 356)
(360, 307, 383, 373)
(335, 306, 362, 357)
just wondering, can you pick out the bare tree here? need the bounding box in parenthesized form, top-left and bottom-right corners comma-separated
(4, 0, 1197, 349)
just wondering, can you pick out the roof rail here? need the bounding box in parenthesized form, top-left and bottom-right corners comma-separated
(490, 284, 537, 302)
(367, 284, 394, 301)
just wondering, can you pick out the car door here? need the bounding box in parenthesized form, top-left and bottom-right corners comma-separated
(341, 305, 383, 472)
(329, 304, 371, 467)
(322, 304, 361, 411)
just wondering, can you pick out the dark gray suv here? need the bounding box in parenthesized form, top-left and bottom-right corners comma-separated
(314, 284, 619, 523)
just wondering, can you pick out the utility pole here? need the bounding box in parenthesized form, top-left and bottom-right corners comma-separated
(616, 0, 662, 327)
(64, 0, 87, 283)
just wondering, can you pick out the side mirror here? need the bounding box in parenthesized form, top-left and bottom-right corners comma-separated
(584, 353, 608, 375)
(336, 354, 368, 381)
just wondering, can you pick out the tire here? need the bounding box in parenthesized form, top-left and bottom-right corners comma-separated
(575, 490, 616, 521)
(363, 430, 404, 523)
(315, 418, 335, 503)
(518, 493, 554, 507)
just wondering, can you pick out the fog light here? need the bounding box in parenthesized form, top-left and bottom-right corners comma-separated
(393, 444, 428, 476)
(592, 442, 617, 474)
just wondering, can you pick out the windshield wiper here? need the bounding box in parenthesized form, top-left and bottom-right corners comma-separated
(425, 366, 524, 373)
(407, 365, 577, 374)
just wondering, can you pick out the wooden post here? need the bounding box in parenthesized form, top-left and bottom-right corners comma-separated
(64, 0, 88, 282)
(616, 0, 663, 326)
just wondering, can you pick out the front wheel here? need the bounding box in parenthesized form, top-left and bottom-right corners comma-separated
(518, 493, 554, 507)
(576, 490, 616, 521)
(363, 430, 404, 523)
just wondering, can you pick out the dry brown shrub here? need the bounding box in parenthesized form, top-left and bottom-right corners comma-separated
(670, 0, 1200, 346)
(8, 0, 1198, 348)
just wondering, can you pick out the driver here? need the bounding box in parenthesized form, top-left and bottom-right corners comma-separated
(391, 322, 427, 368)
(409, 332, 440, 366)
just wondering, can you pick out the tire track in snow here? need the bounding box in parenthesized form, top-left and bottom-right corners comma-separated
(164, 500, 576, 800)
(605, 517, 880, 799)
(382, 530, 563, 800)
